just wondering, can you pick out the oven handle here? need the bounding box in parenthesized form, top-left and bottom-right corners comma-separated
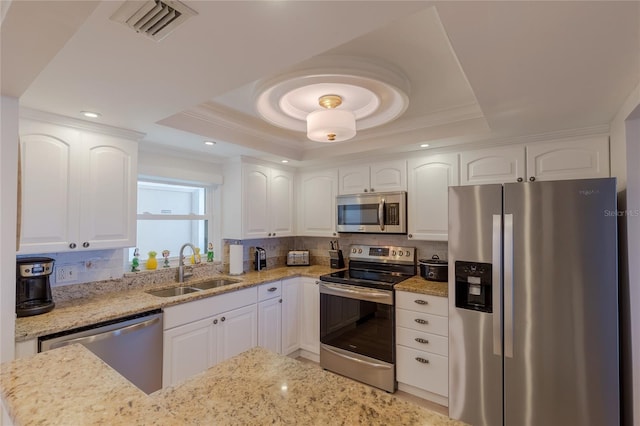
(319, 282, 393, 305)
(378, 197, 385, 231)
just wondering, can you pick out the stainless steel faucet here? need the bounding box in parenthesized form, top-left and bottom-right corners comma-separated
(178, 243, 196, 283)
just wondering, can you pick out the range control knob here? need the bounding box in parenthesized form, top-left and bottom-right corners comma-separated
(398, 250, 404, 256)
(406, 251, 411, 257)
(352, 248, 357, 254)
(392, 250, 397, 256)
(358, 248, 363, 254)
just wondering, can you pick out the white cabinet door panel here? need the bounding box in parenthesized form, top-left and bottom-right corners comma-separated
(163, 316, 216, 387)
(243, 164, 270, 238)
(408, 153, 458, 241)
(299, 278, 320, 355)
(217, 304, 258, 362)
(370, 160, 406, 193)
(339, 165, 370, 195)
(269, 169, 294, 237)
(297, 170, 338, 237)
(282, 278, 300, 355)
(460, 146, 525, 185)
(526, 136, 609, 181)
(258, 297, 282, 354)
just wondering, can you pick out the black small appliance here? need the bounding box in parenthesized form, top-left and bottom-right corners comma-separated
(16, 257, 55, 317)
(254, 247, 266, 271)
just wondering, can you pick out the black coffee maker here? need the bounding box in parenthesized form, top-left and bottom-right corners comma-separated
(16, 257, 55, 317)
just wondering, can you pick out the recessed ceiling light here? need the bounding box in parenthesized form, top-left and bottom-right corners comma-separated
(281, 160, 289, 163)
(203, 140, 216, 146)
(81, 111, 101, 118)
(420, 143, 430, 148)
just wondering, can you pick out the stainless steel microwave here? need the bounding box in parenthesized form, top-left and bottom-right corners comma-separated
(336, 191, 407, 234)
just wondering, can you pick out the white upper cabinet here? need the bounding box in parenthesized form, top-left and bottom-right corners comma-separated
(223, 161, 294, 240)
(460, 136, 609, 186)
(18, 118, 138, 254)
(460, 146, 526, 185)
(525, 135, 609, 182)
(407, 153, 459, 241)
(296, 169, 338, 237)
(339, 160, 406, 195)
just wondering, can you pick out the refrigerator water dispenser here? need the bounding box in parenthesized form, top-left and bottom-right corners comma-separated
(455, 261, 492, 313)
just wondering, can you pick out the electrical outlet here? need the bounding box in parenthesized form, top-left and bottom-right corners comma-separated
(56, 264, 80, 284)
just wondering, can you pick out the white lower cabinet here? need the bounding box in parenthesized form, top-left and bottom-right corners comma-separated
(299, 277, 320, 360)
(162, 287, 258, 388)
(282, 278, 301, 355)
(396, 291, 449, 406)
(258, 281, 282, 354)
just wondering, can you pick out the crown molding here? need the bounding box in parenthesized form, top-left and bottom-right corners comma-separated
(19, 107, 145, 141)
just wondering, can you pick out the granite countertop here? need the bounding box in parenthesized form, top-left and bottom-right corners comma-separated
(15, 266, 334, 342)
(16, 266, 447, 342)
(395, 276, 448, 297)
(0, 345, 465, 426)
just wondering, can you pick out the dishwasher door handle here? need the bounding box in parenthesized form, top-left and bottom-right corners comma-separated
(51, 316, 161, 349)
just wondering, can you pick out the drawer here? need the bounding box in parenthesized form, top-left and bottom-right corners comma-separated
(396, 345, 448, 397)
(396, 308, 448, 337)
(258, 281, 281, 301)
(164, 287, 257, 329)
(396, 291, 448, 316)
(396, 326, 448, 356)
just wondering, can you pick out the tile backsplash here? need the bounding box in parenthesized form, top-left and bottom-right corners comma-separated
(223, 235, 447, 273)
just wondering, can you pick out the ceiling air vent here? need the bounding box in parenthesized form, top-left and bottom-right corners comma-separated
(110, 0, 197, 42)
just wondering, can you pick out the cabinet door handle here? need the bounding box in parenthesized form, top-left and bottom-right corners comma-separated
(221, 317, 226, 322)
(408, 234, 413, 239)
(517, 177, 523, 182)
(415, 357, 430, 364)
(415, 337, 429, 344)
(213, 319, 218, 324)
(414, 318, 428, 325)
(272, 233, 276, 236)
(370, 188, 374, 192)
(268, 287, 277, 292)
(279, 299, 282, 303)
(82, 242, 90, 248)
(529, 176, 536, 182)
(364, 188, 368, 192)
(69, 243, 77, 249)
(414, 299, 428, 305)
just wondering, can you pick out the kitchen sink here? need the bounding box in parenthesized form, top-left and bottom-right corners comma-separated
(146, 286, 202, 297)
(189, 278, 242, 290)
(145, 278, 242, 297)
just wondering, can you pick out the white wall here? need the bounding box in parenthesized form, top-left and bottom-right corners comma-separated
(610, 81, 640, 426)
(1, 96, 19, 363)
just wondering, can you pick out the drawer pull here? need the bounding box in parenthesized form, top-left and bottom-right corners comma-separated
(414, 299, 428, 305)
(267, 287, 278, 292)
(415, 357, 430, 364)
(414, 318, 429, 325)
(415, 337, 429, 344)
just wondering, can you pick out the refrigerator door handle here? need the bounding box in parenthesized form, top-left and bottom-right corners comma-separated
(492, 214, 502, 356)
(504, 213, 514, 358)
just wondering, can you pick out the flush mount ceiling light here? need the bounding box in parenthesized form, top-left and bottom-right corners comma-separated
(307, 95, 356, 142)
(254, 56, 410, 143)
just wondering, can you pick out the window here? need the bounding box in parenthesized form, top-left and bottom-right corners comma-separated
(129, 181, 213, 262)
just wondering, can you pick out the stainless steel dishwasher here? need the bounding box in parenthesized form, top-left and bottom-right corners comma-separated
(39, 310, 163, 394)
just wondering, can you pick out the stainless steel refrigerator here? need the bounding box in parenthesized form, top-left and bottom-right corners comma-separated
(448, 178, 619, 426)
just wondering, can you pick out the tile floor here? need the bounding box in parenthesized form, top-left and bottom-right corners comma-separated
(295, 356, 449, 417)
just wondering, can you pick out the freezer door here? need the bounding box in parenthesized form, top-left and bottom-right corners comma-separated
(448, 184, 503, 426)
(503, 178, 619, 426)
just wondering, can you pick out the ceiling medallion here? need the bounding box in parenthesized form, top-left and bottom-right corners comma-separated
(253, 56, 410, 143)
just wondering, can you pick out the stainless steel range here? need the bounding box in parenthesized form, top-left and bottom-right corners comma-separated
(318, 244, 416, 393)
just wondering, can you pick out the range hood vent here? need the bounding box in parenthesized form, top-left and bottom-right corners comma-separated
(110, 0, 197, 42)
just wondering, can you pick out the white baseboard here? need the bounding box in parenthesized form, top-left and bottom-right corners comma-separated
(397, 382, 448, 407)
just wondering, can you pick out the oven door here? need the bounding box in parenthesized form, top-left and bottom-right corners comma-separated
(319, 282, 394, 363)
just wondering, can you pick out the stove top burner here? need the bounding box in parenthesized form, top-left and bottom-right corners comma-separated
(320, 269, 413, 290)
(319, 244, 417, 290)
